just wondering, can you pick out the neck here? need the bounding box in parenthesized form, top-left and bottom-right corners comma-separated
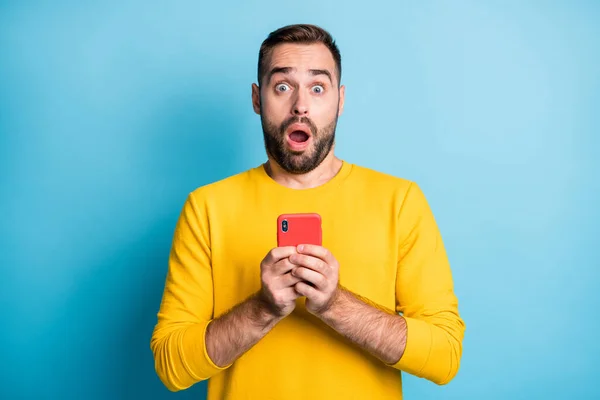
(264, 151, 343, 190)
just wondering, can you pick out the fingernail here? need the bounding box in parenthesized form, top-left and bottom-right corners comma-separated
(297, 245, 304, 252)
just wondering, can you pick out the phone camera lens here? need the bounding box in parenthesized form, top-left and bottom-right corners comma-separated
(282, 220, 288, 232)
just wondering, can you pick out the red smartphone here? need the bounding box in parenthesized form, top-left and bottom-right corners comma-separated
(277, 213, 322, 247)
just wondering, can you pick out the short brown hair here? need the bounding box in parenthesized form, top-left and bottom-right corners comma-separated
(257, 24, 342, 87)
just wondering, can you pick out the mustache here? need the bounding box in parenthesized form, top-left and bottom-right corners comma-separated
(280, 116, 318, 136)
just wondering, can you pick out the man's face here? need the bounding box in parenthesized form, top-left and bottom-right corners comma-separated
(252, 43, 345, 174)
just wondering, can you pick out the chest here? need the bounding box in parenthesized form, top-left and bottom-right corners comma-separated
(210, 198, 399, 315)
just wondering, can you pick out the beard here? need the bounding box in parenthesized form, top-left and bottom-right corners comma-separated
(260, 110, 338, 175)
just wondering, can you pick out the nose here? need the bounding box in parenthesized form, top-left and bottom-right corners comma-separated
(292, 91, 309, 116)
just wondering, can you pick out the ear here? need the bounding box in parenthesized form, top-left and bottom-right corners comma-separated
(338, 85, 345, 117)
(252, 83, 261, 115)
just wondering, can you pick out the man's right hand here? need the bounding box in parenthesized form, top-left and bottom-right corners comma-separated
(259, 247, 303, 318)
(204, 247, 302, 368)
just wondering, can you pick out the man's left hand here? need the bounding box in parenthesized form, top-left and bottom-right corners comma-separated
(288, 244, 340, 315)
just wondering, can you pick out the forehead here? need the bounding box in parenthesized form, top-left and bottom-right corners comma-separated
(268, 43, 337, 76)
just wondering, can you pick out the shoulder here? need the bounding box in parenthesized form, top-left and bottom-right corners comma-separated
(347, 163, 432, 208)
(348, 163, 414, 191)
(187, 167, 257, 205)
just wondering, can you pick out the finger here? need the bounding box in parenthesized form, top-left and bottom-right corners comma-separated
(292, 267, 326, 289)
(264, 247, 297, 265)
(296, 245, 334, 264)
(272, 258, 296, 276)
(289, 254, 327, 275)
(294, 281, 320, 298)
(278, 270, 303, 288)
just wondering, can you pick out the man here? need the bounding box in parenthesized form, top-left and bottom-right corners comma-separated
(151, 24, 465, 399)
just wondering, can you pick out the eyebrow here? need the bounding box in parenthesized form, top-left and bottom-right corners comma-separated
(309, 69, 332, 83)
(267, 66, 333, 84)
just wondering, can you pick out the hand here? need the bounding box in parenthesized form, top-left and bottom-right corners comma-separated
(289, 244, 340, 315)
(258, 247, 303, 318)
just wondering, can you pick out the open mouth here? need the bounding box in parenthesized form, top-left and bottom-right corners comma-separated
(289, 130, 310, 143)
(286, 123, 312, 145)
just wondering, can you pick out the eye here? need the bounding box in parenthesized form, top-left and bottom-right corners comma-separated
(311, 85, 325, 94)
(275, 83, 290, 92)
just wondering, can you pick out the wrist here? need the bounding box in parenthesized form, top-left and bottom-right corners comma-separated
(315, 285, 346, 321)
(253, 292, 285, 326)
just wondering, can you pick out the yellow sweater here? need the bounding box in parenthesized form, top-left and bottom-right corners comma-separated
(151, 161, 465, 399)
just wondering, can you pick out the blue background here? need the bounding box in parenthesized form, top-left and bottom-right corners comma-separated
(1, 1, 598, 399)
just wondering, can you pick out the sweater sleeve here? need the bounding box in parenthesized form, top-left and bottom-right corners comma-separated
(388, 183, 466, 385)
(150, 191, 231, 392)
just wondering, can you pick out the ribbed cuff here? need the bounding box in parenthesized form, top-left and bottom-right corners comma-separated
(388, 316, 433, 375)
(181, 320, 233, 380)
